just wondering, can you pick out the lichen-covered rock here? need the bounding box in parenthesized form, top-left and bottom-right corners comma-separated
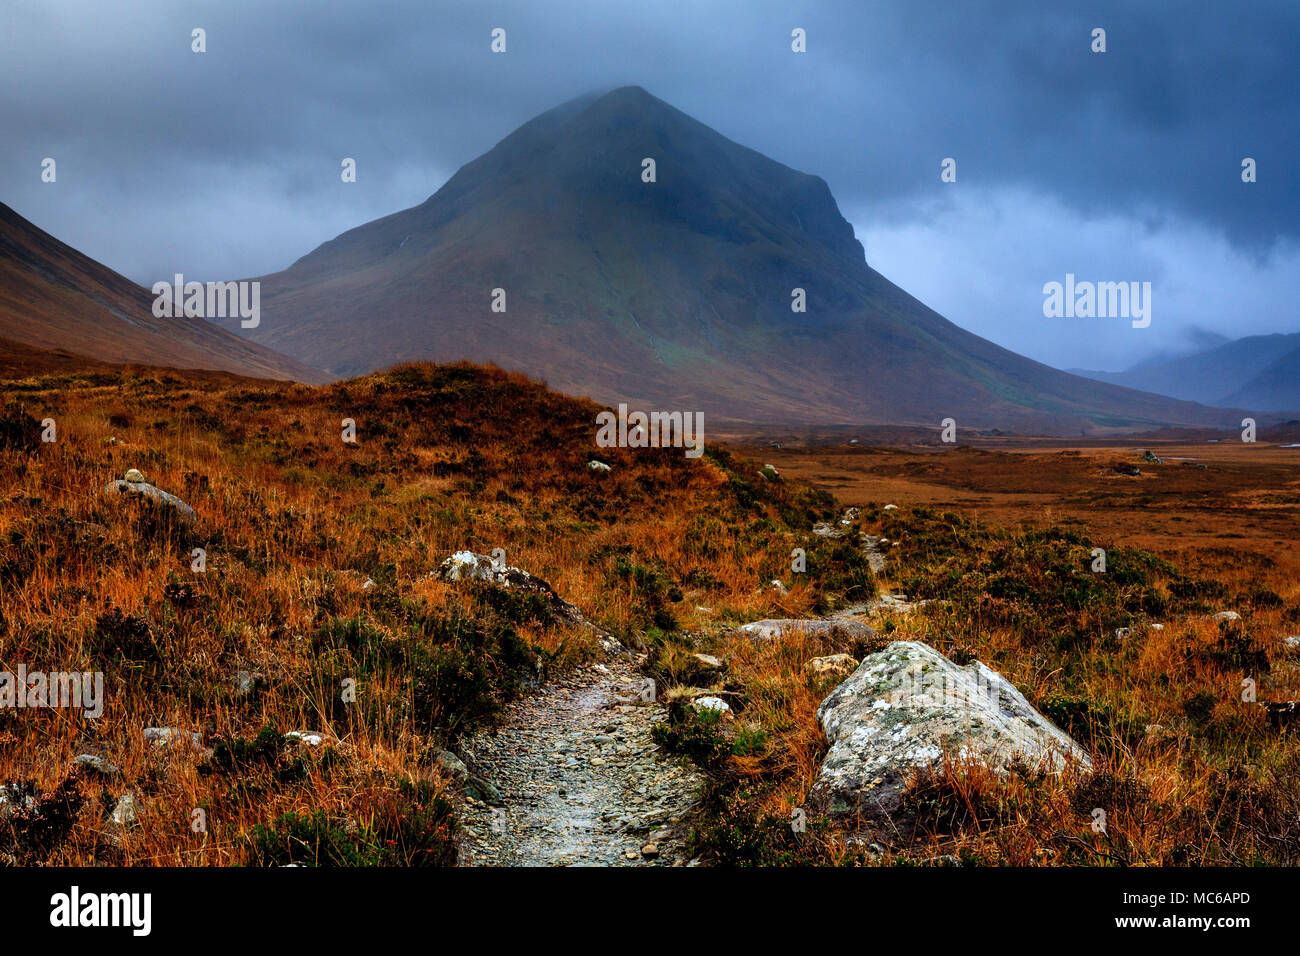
(0, 784, 36, 818)
(734, 618, 877, 645)
(73, 754, 120, 776)
(808, 641, 1090, 820)
(143, 727, 208, 754)
(104, 478, 197, 523)
(111, 792, 138, 826)
(434, 749, 469, 776)
(804, 654, 858, 680)
(431, 747, 502, 802)
(284, 731, 326, 747)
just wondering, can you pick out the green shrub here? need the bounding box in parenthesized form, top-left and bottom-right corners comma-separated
(245, 781, 456, 867)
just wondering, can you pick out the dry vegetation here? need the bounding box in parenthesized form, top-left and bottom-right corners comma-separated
(3, 364, 1297, 867)
(0, 362, 846, 866)
(671, 443, 1300, 865)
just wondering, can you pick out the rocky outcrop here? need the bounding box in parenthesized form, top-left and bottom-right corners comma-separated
(808, 641, 1090, 820)
(143, 727, 209, 756)
(436, 551, 584, 623)
(434, 551, 623, 654)
(691, 696, 731, 715)
(73, 754, 120, 776)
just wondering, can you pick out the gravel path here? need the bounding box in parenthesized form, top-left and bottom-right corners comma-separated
(457, 656, 705, 866)
(457, 508, 886, 866)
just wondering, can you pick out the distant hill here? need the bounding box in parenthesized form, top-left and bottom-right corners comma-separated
(0, 201, 327, 383)
(217, 86, 1241, 434)
(1071, 332, 1300, 412)
(1219, 344, 1300, 412)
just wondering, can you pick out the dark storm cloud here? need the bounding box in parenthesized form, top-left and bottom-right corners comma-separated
(1, 0, 1296, 370)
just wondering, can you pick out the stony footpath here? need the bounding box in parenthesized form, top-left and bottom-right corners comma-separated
(457, 656, 704, 866)
(454, 508, 909, 866)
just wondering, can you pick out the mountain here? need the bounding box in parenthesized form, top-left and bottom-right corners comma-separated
(0, 201, 326, 382)
(1117, 327, 1232, 373)
(221, 86, 1241, 432)
(1220, 345, 1300, 412)
(1071, 332, 1300, 412)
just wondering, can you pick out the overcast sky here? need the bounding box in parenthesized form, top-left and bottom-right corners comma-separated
(2, 0, 1296, 371)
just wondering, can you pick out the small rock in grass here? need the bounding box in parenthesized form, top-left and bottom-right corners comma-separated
(111, 793, 137, 826)
(805, 654, 858, 680)
(692, 696, 730, 714)
(73, 754, 119, 776)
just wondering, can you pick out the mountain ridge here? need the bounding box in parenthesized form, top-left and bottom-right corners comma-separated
(0, 201, 328, 383)
(1071, 331, 1300, 413)
(219, 86, 1246, 433)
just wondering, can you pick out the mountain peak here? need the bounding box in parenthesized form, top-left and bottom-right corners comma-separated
(560, 84, 658, 112)
(226, 92, 1240, 432)
(287, 85, 868, 279)
(492, 85, 869, 266)
(595, 84, 655, 101)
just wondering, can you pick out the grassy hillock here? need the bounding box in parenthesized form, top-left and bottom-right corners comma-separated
(0, 362, 859, 865)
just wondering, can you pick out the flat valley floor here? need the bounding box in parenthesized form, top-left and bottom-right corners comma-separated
(738, 440, 1299, 571)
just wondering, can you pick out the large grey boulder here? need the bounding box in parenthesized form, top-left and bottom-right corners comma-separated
(808, 641, 1090, 819)
(104, 475, 197, 523)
